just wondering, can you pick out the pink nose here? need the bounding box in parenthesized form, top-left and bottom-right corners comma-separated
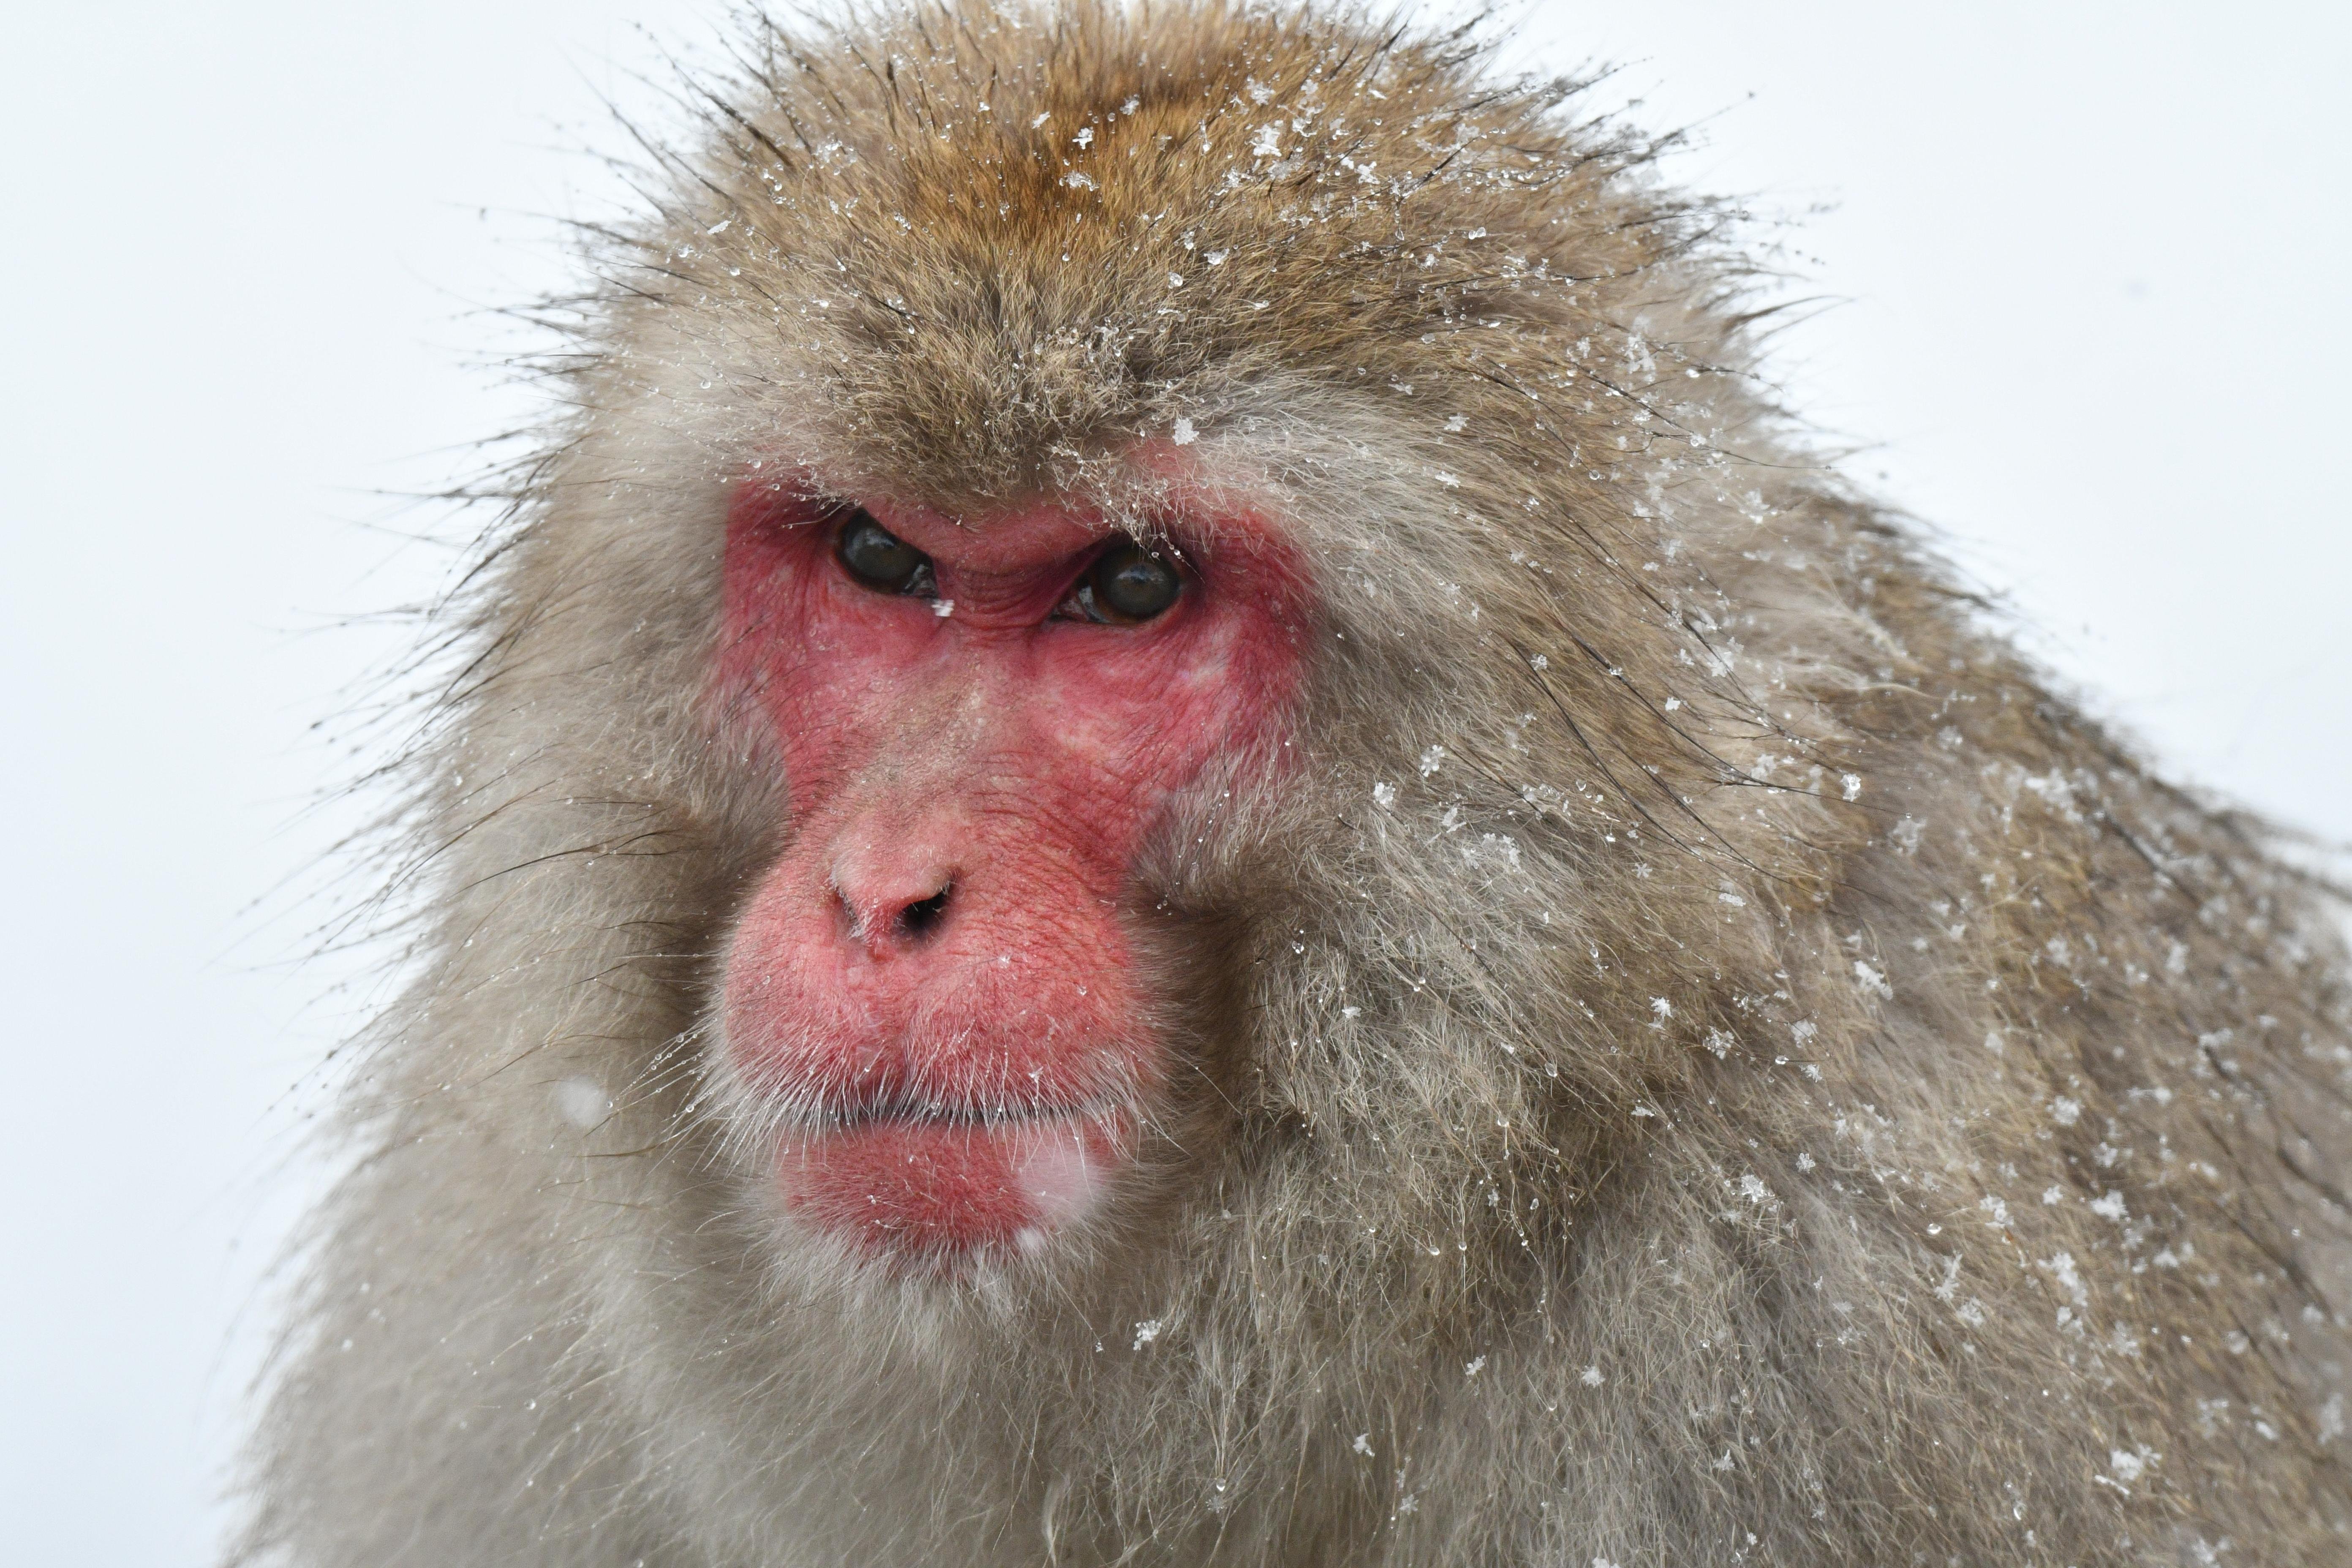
(829, 833, 958, 959)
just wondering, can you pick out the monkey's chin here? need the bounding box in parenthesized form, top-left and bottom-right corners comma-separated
(774, 1111, 1126, 1266)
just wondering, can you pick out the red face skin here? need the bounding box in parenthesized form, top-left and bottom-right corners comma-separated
(714, 476, 1309, 1266)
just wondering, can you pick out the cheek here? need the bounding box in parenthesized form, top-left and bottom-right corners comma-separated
(1027, 589, 1305, 808)
(716, 536, 923, 791)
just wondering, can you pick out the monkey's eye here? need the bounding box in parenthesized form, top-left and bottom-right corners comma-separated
(1065, 540, 1184, 624)
(833, 509, 935, 596)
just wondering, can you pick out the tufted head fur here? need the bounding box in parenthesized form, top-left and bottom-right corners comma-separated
(239, 4, 2352, 1565)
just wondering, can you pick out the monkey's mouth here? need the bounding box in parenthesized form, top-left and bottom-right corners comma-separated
(773, 1094, 1132, 1261)
(815, 1087, 1124, 1132)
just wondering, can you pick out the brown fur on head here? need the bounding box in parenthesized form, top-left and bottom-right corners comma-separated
(241, 4, 2352, 1565)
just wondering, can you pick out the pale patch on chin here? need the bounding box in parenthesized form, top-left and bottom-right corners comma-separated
(1012, 1120, 1108, 1236)
(771, 1111, 1129, 1264)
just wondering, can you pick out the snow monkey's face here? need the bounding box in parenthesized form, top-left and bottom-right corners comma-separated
(711, 478, 1313, 1269)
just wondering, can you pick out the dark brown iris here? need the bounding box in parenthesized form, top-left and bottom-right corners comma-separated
(1072, 540, 1182, 623)
(834, 509, 934, 596)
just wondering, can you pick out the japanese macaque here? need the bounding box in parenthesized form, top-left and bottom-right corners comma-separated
(238, 4, 2352, 1565)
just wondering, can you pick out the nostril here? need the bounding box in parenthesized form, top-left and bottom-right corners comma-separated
(894, 884, 952, 943)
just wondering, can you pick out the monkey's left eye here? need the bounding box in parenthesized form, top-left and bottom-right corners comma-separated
(1062, 540, 1184, 625)
(833, 509, 936, 596)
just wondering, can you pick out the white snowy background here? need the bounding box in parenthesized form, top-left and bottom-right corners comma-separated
(2, 3, 2344, 1561)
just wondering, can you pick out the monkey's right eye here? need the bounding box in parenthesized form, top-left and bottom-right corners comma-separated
(833, 509, 935, 596)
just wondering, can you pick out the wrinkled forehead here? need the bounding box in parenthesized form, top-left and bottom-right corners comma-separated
(843, 495, 1104, 574)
